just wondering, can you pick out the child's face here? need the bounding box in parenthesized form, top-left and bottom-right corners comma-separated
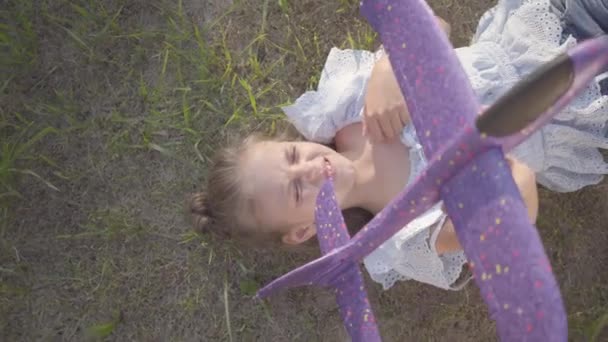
(240, 140, 356, 243)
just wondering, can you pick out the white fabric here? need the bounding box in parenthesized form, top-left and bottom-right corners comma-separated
(282, 0, 608, 291)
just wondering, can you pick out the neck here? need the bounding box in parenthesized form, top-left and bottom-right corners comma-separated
(340, 150, 382, 214)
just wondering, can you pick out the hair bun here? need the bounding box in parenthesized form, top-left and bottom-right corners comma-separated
(189, 192, 211, 233)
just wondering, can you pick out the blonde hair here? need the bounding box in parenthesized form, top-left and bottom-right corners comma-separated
(188, 134, 281, 245)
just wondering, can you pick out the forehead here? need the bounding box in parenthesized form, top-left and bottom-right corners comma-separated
(244, 140, 287, 171)
(240, 140, 290, 229)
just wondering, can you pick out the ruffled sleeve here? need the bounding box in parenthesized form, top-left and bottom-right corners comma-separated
(281, 47, 382, 144)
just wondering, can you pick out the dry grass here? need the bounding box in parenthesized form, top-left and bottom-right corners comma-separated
(1, 0, 606, 341)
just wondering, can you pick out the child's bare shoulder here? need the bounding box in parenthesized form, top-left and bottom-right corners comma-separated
(335, 122, 365, 152)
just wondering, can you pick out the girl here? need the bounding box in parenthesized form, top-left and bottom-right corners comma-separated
(190, 0, 608, 291)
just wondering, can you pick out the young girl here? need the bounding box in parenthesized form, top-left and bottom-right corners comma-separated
(190, 0, 608, 291)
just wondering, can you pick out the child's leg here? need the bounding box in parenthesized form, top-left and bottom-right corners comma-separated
(551, 0, 608, 39)
(551, 0, 608, 94)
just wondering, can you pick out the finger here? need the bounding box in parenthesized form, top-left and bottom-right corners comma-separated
(361, 109, 368, 137)
(478, 105, 489, 116)
(504, 154, 521, 169)
(377, 115, 395, 141)
(389, 110, 404, 140)
(398, 102, 410, 126)
(435, 16, 451, 37)
(367, 117, 385, 143)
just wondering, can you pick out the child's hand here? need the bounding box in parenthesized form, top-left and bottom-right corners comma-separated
(362, 54, 410, 143)
(436, 16, 451, 38)
(362, 15, 449, 144)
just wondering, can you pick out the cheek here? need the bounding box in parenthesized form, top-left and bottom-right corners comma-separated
(305, 187, 322, 206)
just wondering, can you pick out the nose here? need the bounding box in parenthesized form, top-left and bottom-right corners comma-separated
(290, 158, 324, 184)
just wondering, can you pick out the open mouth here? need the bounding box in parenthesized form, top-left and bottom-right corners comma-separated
(323, 157, 334, 179)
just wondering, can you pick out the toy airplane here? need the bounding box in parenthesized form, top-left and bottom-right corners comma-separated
(257, 1, 608, 341)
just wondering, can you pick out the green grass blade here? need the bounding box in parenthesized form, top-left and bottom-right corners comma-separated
(86, 322, 116, 339)
(61, 26, 92, 54)
(161, 47, 170, 78)
(223, 273, 233, 342)
(10, 169, 59, 192)
(238, 78, 257, 116)
(14, 127, 57, 157)
(70, 3, 91, 19)
(589, 311, 608, 342)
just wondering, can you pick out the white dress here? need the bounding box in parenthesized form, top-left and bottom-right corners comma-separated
(282, 0, 608, 291)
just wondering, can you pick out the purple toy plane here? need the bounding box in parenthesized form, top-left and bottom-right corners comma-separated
(257, 1, 608, 341)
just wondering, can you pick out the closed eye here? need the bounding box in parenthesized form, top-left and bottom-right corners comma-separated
(286, 145, 301, 204)
(294, 180, 301, 203)
(290, 145, 298, 163)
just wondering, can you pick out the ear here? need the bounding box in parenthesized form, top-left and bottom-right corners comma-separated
(282, 225, 317, 245)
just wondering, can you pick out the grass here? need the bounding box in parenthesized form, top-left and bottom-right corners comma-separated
(1, 0, 607, 341)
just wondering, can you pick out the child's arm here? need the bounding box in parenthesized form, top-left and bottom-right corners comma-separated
(363, 16, 451, 143)
(435, 157, 539, 255)
(362, 53, 410, 142)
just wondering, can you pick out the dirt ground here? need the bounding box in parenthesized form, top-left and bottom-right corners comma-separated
(1, 0, 607, 341)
